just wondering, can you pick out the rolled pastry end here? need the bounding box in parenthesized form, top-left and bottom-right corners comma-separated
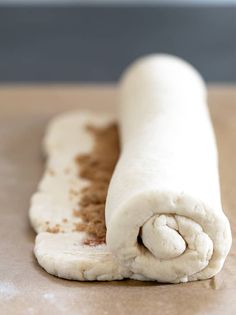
(106, 191, 231, 283)
(119, 54, 206, 100)
(141, 215, 186, 260)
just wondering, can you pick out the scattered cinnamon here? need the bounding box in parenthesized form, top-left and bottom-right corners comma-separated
(46, 226, 60, 233)
(69, 188, 79, 196)
(83, 239, 106, 246)
(75, 124, 120, 244)
(47, 169, 55, 176)
(73, 209, 80, 217)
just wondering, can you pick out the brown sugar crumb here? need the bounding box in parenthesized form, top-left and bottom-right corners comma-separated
(73, 209, 80, 217)
(75, 123, 120, 245)
(73, 222, 87, 232)
(48, 169, 55, 176)
(46, 226, 60, 233)
(62, 218, 68, 223)
(83, 239, 106, 246)
(69, 188, 79, 196)
(45, 221, 50, 225)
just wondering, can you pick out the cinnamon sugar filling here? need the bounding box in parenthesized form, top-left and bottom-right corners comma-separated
(75, 124, 120, 244)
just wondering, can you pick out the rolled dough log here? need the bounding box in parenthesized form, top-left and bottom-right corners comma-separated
(105, 54, 232, 282)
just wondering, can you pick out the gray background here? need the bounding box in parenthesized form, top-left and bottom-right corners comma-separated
(0, 4, 235, 82)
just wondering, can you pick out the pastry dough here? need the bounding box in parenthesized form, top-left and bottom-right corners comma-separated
(30, 54, 231, 282)
(30, 111, 129, 280)
(106, 54, 231, 282)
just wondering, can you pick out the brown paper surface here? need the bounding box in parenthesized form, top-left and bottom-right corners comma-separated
(0, 85, 235, 315)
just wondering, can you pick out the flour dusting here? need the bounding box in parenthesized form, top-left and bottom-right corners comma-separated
(0, 281, 18, 300)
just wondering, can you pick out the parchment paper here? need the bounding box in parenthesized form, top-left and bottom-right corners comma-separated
(0, 85, 235, 315)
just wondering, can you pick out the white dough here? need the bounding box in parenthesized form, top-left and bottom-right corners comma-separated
(105, 54, 232, 282)
(35, 233, 127, 281)
(30, 110, 115, 234)
(30, 111, 129, 281)
(30, 54, 231, 283)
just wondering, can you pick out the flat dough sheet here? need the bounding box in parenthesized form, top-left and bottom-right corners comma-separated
(29, 110, 129, 281)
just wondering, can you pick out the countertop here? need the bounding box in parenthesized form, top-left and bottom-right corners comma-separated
(0, 85, 235, 315)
